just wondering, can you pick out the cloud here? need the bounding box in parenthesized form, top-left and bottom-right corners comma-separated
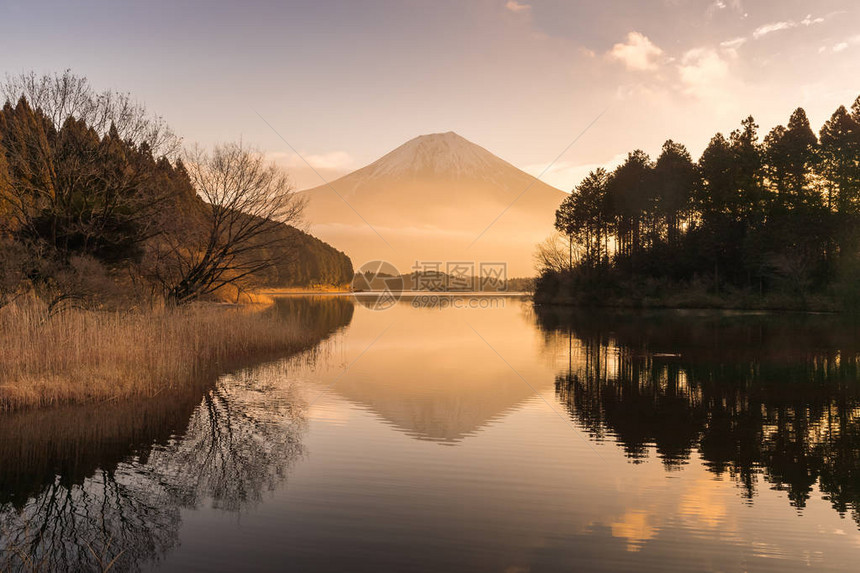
(707, 0, 743, 14)
(752, 14, 825, 39)
(607, 32, 664, 71)
(825, 35, 860, 53)
(505, 0, 531, 13)
(272, 150, 356, 171)
(720, 37, 747, 50)
(266, 150, 357, 190)
(753, 21, 794, 39)
(719, 37, 747, 57)
(800, 14, 824, 26)
(678, 48, 731, 99)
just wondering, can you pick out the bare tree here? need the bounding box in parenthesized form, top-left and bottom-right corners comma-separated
(1, 69, 178, 156)
(535, 232, 579, 274)
(153, 142, 304, 304)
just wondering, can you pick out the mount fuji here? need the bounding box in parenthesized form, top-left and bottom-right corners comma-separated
(299, 132, 566, 277)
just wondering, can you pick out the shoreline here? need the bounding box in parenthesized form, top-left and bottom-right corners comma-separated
(260, 290, 531, 297)
(533, 300, 840, 315)
(532, 293, 842, 314)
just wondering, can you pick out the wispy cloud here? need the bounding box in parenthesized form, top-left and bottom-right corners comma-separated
(753, 14, 825, 39)
(272, 150, 356, 171)
(505, 0, 531, 13)
(801, 14, 825, 26)
(753, 21, 793, 39)
(266, 150, 357, 190)
(707, 0, 745, 16)
(822, 34, 860, 53)
(719, 37, 747, 57)
(607, 32, 664, 71)
(720, 37, 747, 50)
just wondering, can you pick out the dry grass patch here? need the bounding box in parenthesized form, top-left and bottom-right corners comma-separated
(0, 300, 317, 411)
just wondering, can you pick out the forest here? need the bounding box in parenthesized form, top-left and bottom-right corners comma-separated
(537, 96, 860, 310)
(0, 71, 353, 312)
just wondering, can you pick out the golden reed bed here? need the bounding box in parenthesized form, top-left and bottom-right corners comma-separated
(0, 300, 315, 411)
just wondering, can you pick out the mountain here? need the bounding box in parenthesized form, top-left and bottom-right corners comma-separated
(300, 132, 566, 277)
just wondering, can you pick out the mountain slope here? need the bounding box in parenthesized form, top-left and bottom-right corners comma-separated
(153, 161, 354, 291)
(300, 132, 565, 277)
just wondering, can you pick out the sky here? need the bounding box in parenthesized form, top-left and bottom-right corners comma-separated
(1, 0, 859, 191)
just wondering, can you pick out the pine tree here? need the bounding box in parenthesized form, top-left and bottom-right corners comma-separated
(607, 150, 653, 262)
(820, 105, 860, 213)
(653, 140, 696, 247)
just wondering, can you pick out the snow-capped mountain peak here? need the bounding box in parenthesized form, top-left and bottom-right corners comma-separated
(362, 131, 508, 180)
(299, 131, 566, 276)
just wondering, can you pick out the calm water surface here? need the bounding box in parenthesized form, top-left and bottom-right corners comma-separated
(2, 296, 860, 571)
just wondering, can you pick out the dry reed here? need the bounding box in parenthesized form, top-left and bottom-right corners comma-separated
(0, 300, 316, 411)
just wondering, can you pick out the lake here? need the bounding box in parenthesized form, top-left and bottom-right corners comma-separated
(2, 296, 860, 572)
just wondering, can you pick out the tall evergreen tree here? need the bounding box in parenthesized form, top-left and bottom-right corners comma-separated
(729, 116, 765, 222)
(607, 150, 653, 262)
(765, 108, 819, 209)
(653, 140, 696, 247)
(820, 105, 860, 214)
(576, 168, 610, 266)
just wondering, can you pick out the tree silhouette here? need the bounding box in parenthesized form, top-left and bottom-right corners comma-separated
(539, 95, 860, 307)
(652, 140, 695, 248)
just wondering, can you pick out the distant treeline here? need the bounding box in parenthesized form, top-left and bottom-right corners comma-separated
(537, 96, 860, 309)
(0, 71, 352, 308)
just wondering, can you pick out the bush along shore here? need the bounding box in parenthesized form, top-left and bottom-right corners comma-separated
(536, 94, 860, 312)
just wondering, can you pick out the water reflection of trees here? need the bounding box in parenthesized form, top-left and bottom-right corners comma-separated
(0, 296, 354, 571)
(0, 364, 307, 572)
(536, 308, 860, 526)
(271, 295, 354, 335)
(150, 366, 307, 512)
